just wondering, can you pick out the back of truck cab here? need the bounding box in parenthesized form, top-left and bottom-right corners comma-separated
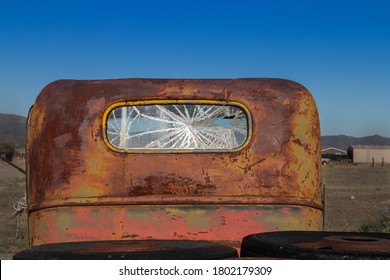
(26, 78, 322, 250)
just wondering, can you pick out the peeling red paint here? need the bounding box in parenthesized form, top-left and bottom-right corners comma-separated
(29, 205, 322, 246)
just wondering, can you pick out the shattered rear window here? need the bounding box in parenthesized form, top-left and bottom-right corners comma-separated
(104, 101, 251, 152)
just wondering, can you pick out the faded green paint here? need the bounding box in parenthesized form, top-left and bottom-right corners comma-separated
(56, 211, 74, 231)
(29, 205, 322, 246)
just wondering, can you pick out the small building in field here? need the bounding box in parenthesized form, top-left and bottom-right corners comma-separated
(348, 145, 390, 164)
(321, 147, 347, 156)
(321, 147, 348, 163)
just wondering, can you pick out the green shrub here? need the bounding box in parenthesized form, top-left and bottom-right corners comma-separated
(0, 142, 15, 161)
(360, 208, 390, 233)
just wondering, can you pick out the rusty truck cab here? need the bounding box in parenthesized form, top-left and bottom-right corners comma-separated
(25, 78, 322, 253)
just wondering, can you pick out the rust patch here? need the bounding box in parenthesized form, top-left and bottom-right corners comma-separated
(129, 174, 216, 196)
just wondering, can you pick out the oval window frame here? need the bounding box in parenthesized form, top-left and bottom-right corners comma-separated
(102, 100, 252, 153)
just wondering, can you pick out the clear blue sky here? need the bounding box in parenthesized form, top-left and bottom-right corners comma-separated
(1, 0, 389, 137)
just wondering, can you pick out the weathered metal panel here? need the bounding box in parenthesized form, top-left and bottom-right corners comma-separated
(29, 205, 322, 246)
(26, 78, 322, 246)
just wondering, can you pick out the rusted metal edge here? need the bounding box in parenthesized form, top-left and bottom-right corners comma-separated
(28, 196, 323, 212)
(293, 235, 390, 252)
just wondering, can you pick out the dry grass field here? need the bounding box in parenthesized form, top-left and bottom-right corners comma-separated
(323, 163, 390, 232)
(0, 159, 389, 259)
(0, 158, 28, 259)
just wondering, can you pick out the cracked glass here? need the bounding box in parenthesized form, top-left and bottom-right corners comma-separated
(106, 103, 249, 152)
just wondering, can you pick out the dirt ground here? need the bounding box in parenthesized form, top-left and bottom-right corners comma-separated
(1, 159, 389, 259)
(0, 158, 28, 259)
(323, 163, 390, 232)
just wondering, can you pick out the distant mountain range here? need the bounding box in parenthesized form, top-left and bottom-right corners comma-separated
(1, 113, 390, 151)
(320, 135, 390, 151)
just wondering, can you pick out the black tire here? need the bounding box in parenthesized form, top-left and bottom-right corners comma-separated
(13, 240, 238, 260)
(240, 231, 390, 260)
